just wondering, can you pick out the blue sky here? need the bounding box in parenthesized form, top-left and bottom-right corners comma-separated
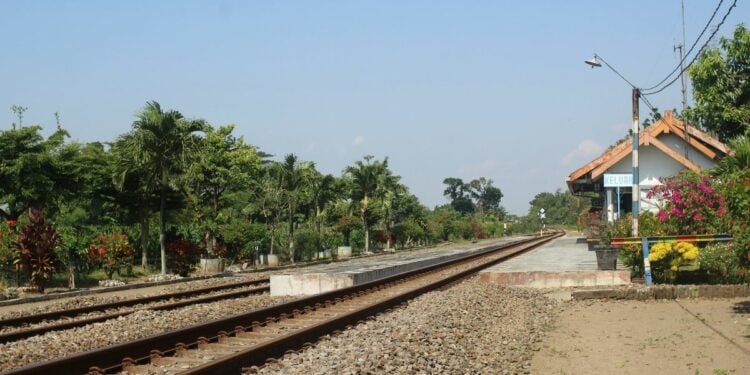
(1, 1, 747, 214)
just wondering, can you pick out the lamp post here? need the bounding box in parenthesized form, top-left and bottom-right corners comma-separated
(538, 208, 546, 237)
(585, 54, 640, 237)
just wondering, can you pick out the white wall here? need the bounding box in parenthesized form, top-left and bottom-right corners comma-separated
(602, 135, 719, 218)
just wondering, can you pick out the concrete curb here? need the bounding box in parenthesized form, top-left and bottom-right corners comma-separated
(572, 284, 750, 300)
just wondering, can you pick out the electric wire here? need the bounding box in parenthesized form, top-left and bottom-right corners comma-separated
(641, 0, 725, 92)
(642, 0, 737, 96)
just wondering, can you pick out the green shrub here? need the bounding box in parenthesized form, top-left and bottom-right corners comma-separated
(699, 242, 748, 284)
(294, 229, 321, 260)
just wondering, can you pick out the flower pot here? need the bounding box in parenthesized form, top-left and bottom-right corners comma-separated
(594, 245, 619, 270)
(199, 258, 225, 274)
(337, 246, 352, 259)
(586, 238, 599, 251)
(267, 254, 279, 268)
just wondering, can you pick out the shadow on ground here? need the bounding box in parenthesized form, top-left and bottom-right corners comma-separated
(732, 300, 750, 314)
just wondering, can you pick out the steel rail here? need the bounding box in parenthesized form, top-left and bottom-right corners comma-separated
(2, 233, 561, 375)
(0, 278, 270, 329)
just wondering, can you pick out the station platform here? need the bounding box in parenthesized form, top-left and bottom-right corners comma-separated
(479, 233, 631, 287)
(270, 237, 524, 296)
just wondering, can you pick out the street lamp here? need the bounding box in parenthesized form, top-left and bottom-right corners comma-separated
(585, 54, 640, 237)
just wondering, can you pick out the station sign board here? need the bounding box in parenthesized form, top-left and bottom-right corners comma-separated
(603, 173, 633, 187)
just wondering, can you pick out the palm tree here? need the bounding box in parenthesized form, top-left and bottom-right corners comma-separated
(125, 101, 204, 274)
(309, 171, 338, 245)
(376, 167, 403, 249)
(344, 155, 386, 253)
(277, 154, 311, 262)
(712, 136, 750, 176)
(111, 136, 159, 268)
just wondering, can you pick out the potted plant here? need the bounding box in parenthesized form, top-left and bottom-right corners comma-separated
(593, 245, 620, 270)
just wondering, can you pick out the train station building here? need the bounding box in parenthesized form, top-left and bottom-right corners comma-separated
(566, 111, 730, 222)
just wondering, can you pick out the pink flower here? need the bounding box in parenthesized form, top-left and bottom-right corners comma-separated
(670, 207, 684, 218)
(657, 211, 668, 222)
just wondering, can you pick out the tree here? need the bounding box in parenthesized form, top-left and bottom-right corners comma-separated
(251, 167, 285, 255)
(442, 177, 475, 214)
(712, 135, 750, 176)
(687, 24, 750, 140)
(376, 166, 403, 249)
(277, 154, 312, 262)
(125, 101, 204, 274)
(466, 177, 504, 215)
(527, 189, 586, 227)
(308, 170, 339, 246)
(185, 124, 261, 256)
(10, 105, 27, 129)
(344, 155, 387, 252)
(111, 135, 159, 268)
(0, 124, 73, 221)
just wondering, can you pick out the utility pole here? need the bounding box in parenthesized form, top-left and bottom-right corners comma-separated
(677, 0, 690, 159)
(632, 88, 640, 238)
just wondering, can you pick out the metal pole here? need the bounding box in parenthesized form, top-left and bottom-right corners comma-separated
(617, 185, 621, 220)
(632, 88, 640, 237)
(642, 237, 652, 285)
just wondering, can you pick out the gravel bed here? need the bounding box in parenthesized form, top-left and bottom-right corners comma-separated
(252, 278, 560, 375)
(0, 293, 296, 371)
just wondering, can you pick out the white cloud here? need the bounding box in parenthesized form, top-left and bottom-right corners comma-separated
(561, 139, 604, 166)
(353, 135, 365, 146)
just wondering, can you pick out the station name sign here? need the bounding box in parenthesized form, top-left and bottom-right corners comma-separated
(603, 173, 633, 187)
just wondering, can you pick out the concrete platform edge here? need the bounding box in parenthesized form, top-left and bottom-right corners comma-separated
(571, 284, 750, 300)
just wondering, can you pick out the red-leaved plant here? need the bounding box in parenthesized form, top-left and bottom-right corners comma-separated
(16, 209, 61, 292)
(167, 240, 201, 276)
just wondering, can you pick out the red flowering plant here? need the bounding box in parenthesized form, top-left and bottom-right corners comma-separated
(646, 172, 728, 235)
(468, 220, 486, 240)
(88, 233, 135, 279)
(167, 239, 201, 276)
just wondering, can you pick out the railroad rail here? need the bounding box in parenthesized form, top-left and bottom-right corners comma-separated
(2, 232, 562, 375)
(0, 278, 270, 344)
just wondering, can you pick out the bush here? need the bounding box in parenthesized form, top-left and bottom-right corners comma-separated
(335, 216, 361, 246)
(294, 229, 321, 260)
(0, 221, 19, 286)
(647, 172, 728, 234)
(604, 212, 667, 277)
(16, 209, 61, 292)
(167, 240, 201, 276)
(719, 172, 750, 269)
(87, 233, 135, 279)
(648, 242, 699, 283)
(699, 242, 748, 284)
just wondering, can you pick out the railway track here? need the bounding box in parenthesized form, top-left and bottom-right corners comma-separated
(0, 278, 270, 344)
(2, 232, 562, 375)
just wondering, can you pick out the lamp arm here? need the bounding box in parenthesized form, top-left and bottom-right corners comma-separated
(594, 54, 639, 89)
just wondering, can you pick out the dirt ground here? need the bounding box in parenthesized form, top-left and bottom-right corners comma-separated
(531, 297, 750, 374)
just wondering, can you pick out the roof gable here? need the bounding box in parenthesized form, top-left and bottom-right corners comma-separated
(567, 111, 729, 188)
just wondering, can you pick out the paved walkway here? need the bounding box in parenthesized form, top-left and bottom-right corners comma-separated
(485, 234, 622, 272)
(479, 234, 629, 287)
